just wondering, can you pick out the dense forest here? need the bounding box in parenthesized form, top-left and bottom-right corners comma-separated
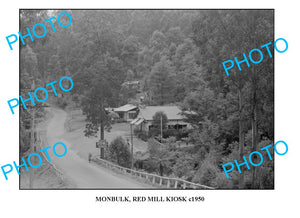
(20, 10, 274, 189)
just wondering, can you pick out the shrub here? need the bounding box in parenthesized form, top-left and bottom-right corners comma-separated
(259, 166, 274, 189)
(172, 155, 195, 180)
(115, 118, 126, 123)
(134, 128, 148, 141)
(140, 158, 159, 173)
(139, 132, 148, 141)
(163, 129, 177, 138)
(165, 136, 177, 150)
(108, 136, 131, 168)
(20, 128, 30, 155)
(192, 160, 217, 187)
(148, 128, 160, 138)
(215, 171, 235, 189)
(162, 128, 191, 140)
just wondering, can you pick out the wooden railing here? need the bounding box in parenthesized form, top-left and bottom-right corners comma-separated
(93, 157, 215, 189)
(37, 131, 64, 179)
(36, 128, 214, 189)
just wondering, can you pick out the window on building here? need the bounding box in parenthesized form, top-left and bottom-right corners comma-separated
(174, 124, 187, 129)
(128, 112, 136, 119)
(118, 112, 124, 119)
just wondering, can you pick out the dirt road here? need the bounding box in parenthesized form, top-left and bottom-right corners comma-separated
(42, 107, 149, 189)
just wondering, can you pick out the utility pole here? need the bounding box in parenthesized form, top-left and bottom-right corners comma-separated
(100, 99, 105, 141)
(130, 124, 133, 169)
(29, 80, 35, 189)
(160, 114, 163, 141)
(98, 99, 105, 158)
(99, 122, 101, 157)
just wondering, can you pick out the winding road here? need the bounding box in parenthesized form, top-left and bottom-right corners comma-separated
(42, 107, 149, 189)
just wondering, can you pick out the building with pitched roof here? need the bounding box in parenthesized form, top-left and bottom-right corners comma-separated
(130, 105, 191, 132)
(113, 104, 138, 122)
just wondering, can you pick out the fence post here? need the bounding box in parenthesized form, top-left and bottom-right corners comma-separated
(93, 156, 214, 189)
(174, 180, 178, 189)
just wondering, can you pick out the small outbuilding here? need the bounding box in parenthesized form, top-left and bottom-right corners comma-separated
(113, 104, 138, 122)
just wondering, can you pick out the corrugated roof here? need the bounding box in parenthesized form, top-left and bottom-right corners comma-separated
(114, 104, 137, 112)
(131, 118, 144, 125)
(138, 106, 184, 121)
(130, 118, 140, 125)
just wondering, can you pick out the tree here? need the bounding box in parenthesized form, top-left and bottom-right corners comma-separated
(20, 45, 38, 88)
(150, 111, 168, 139)
(166, 27, 184, 46)
(81, 72, 113, 138)
(47, 54, 62, 81)
(191, 10, 274, 188)
(125, 69, 135, 81)
(149, 30, 167, 51)
(20, 45, 39, 156)
(148, 56, 175, 105)
(108, 137, 131, 167)
(121, 36, 140, 72)
(18, 9, 274, 189)
(152, 111, 168, 129)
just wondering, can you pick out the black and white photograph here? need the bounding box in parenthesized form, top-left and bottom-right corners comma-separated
(19, 9, 274, 190)
(2, 0, 300, 217)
